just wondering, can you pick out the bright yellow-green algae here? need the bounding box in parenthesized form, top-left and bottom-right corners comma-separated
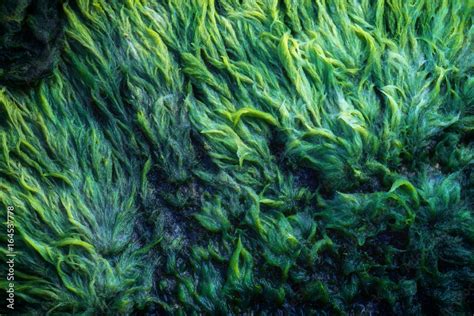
(0, 0, 473, 314)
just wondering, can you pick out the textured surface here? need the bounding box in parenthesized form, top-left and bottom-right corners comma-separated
(0, 0, 473, 314)
(0, 0, 64, 86)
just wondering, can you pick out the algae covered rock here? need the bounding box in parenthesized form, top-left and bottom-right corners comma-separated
(0, 0, 472, 315)
(0, 0, 64, 86)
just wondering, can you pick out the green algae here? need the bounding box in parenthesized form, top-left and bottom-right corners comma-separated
(0, 0, 473, 314)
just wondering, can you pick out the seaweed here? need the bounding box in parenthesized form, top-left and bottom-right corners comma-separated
(0, 0, 472, 315)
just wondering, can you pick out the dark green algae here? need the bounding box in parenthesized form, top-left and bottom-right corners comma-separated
(0, 0, 65, 86)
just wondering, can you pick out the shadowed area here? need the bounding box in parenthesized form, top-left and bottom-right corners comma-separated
(0, 0, 64, 86)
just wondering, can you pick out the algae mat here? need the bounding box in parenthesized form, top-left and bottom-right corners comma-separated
(0, 0, 473, 314)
